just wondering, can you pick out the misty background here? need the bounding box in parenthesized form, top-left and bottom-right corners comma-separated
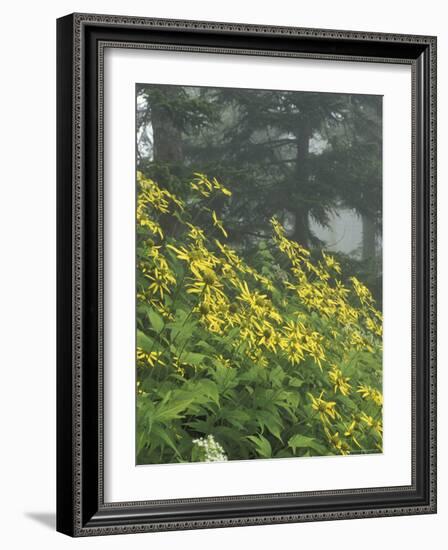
(136, 84, 382, 305)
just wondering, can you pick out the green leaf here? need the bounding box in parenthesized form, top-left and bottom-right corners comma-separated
(247, 434, 272, 458)
(196, 340, 216, 353)
(181, 351, 207, 367)
(136, 430, 148, 455)
(196, 379, 220, 405)
(269, 365, 286, 387)
(186, 419, 214, 434)
(153, 398, 192, 422)
(288, 434, 325, 454)
(179, 379, 220, 407)
(255, 410, 283, 441)
(220, 408, 250, 429)
(137, 330, 155, 353)
(283, 390, 300, 410)
(170, 321, 195, 347)
(337, 395, 358, 411)
(274, 449, 294, 459)
(211, 364, 238, 392)
(148, 308, 164, 333)
(150, 424, 181, 458)
(239, 365, 266, 384)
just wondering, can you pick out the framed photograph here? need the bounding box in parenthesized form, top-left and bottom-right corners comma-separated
(57, 13, 437, 536)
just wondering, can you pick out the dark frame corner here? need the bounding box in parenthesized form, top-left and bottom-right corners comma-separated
(57, 12, 437, 537)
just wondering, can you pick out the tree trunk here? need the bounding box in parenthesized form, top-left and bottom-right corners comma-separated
(293, 206, 311, 247)
(292, 121, 312, 247)
(362, 214, 377, 262)
(151, 87, 183, 163)
(150, 87, 184, 237)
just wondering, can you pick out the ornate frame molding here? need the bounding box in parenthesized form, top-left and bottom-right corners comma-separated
(57, 13, 437, 537)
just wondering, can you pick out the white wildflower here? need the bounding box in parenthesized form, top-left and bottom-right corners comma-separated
(192, 435, 228, 462)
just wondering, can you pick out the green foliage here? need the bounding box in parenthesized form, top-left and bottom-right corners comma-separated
(136, 84, 383, 303)
(135, 173, 383, 464)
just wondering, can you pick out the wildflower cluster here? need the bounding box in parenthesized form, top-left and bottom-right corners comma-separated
(136, 172, 383, 465)
(192, 435, 228, 462)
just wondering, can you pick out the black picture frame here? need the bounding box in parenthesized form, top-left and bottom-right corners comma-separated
(57, 13, 437, 537)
